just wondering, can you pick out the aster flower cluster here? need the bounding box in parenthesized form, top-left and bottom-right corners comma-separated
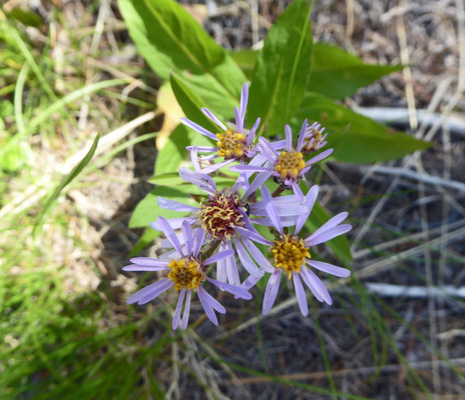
(124, 83, 352, 329)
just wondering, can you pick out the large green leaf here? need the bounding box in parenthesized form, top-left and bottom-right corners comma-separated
(118, 0, 245, 118)
(309, 43, 403, 99)
(247, 0, 313, 136)
(296, 92, 431, 163)
(129, 185, 198, 229)
(170, 73, 219, 134)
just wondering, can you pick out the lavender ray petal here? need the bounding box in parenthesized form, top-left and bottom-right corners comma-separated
(299, 268, 323, 302)
(192, 227, 206, 258)
(226, 253, 241, 286)
(180, 118, 217, 140)
(243, 169, 272, 199)
(150, 217, 196, 231)
(240, 83, 248, 122)
(199, 154, 220, 161)
(261, 185, 283, 234)
(123, 265, 169, 272)
(230, 165, 273, 173)
(158, 196, 198, 212)
(293, 272, 308, 316)
(207, 277, 252, 300)
(240, 270, 265, 292)
(263, 270, 282, 315)
(257, 137, 278, 161)
(216, 256, 227, 283)
(200, 158, 235, 175)
(234, 106, 243, 133)
(197, 286, 219, 326)
(126, 278, 172, 305)
(179, 167, 217, 194)
(307, 260, 351, 278)
(301, 267, 332, 305)
(182, 220, 193, 256)
(291, 181, 305, 203)
(235, 238, 261, 275)
(181, 290, 192, 329)
(285, 125, 293, 152)
(306, 224, 352, 246)
(296, 119, 308, 153)
(235, 226, 273, 246)
(252, 216, 299, 228)
(241, 236, 274, 273)
(269, 139, 286, 150)
(172, 288, 186, 330)
(189, 146, 202, 172)
(246, 117, 260, 145)
(201, 108, 227, 131)
(204, 249, 235, 265)
(157, 216, 185, 256)
(305, 148, 333, 166)
(128, 257, 170, 267)
(304, 212, 349, 241)
(294, 185, 319, 235)
(186, 145, 218, 152)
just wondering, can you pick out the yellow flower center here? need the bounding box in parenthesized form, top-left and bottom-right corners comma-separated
(274, 151, 306, 180)
(168, 258, 205, 290)
(199, 193, 244, 240)
(217, 129, 247, 159)
(270, 234, 310, 279)
(302, 128, 323, 153)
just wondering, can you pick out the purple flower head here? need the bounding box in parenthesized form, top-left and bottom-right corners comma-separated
(299, 121, 328, 154)
(123, 217, 251, 330)
(151, 168, 308, 285)
(238, 185, 352, 316)
(230, 120, 333, 201)
(180, 83, 261, 175)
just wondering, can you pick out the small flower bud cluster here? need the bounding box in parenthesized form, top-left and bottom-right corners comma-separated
(123, 84, 352, 330)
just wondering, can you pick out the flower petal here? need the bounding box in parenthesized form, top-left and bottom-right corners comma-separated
(294, 185, 319, 235)
(150, 217, 197, 231)
(202, 107, 227, 131)
(261, 185, 283, 234)
(296, 119, 308, 153)
(305, 148, 333, 166)
(246, 117, 260, 145)
(240, 83, 248, 123)
(192, 227, 206, 258)
(197, 286, 220, 326)
(204, 249, 235, 265)
(293, 272, 308, 316)
(157, 216, 184, 257)
(240, 236, 274, 272)
(179, 167, 217, 194)
(181, 117, 217, 140)
(307, 260, 351, 278)
(172, 288, 186, 330)
(181, 290, 192, 329)
(291, 181, 305, 202)
(235, 226, 273, 246)
(207, 277, 252, 300)
(235, 238, 261, 275)
(123, 264, 169, 272)
(158, 197, 198, 212)
(127, 278, 173, 305)
(285, 125, 293, 152)
(128, 258, 170, 267)
(306, 224, 352, 246)
(182, 220, 193, 256)
(263, 270, 282, 315)
(235, 106, 243, 133)
(300, 267, 332, 305)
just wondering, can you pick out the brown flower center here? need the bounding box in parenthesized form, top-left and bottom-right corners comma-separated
(168, 257, 205, 290)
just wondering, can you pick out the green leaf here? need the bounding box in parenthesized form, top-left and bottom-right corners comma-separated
(33, 133, 101, 238)
(0, 141, 30, 172)
(155, 124, 190, 175)
(6, 9, 43, 27)
(247, 0, 313, 136)
(305, 201, 352, 262)
(296, 92, 432, 163)
(118, 0, 245, 118)
(309, 43, 403, 99)
(229, 49, 257, 80)
(129, 227, 161, 257)
(170, 73, 219, 134)
(129, 185, 200, 229)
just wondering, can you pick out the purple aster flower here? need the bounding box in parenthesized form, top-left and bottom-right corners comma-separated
(299, 121, 328, 153)
(124, 217, 252, 330)
(180, 83, 261, 175)
(150, 167, 306, 285)
(236, 185, 352, 316)
(230, 120, 333, 201)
